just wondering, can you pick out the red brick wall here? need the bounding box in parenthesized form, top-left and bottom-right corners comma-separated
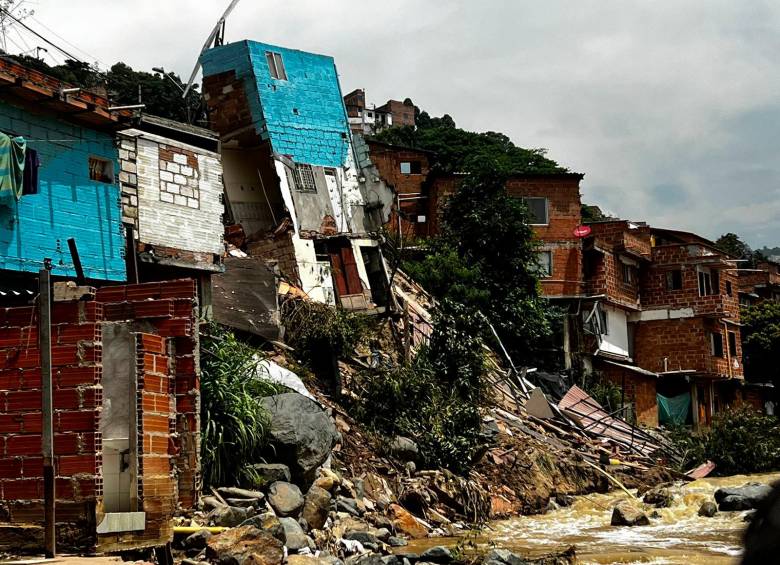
(246, 231, 300, 286)
(428, 174, 584, 297)
(600, 361, 658, 427)
(0, 279, 199, 552)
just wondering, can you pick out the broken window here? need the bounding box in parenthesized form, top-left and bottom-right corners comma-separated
(265, 51, 287, 80)
(521, 197, 549, 225)
(621, 262, 634, 284)
(666, 269, 683, 291)
(293, 164, 317, 193)
(725, 280, 733, 297)
(89, 156, 114, 183)
(536, 251, 552, 278)
(711, 332, 724, 358)
(698, 267, 719, 296)
(728, 331, 737, 356)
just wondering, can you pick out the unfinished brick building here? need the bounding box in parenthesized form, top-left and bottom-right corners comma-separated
(428, 172, 585, 298)
(738, 260, 780, 306)
(582, 222, 744, 427)
(0, 279, 199, 552)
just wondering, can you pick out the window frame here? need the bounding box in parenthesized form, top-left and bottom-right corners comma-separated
(728, 331, 737, 357)
(265, 51, 288, 81)
(697, 266, 719, 297)
(293, 163, 317, 193)
(521, 196, 549, 226)
(711, 332, 724, 358)
(536, 250, 553, 278)
(89, 156, 115, 184)
(621, 262, 634, 285)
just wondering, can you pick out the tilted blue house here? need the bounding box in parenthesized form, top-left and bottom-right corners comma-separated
(0, 59, 127, 284)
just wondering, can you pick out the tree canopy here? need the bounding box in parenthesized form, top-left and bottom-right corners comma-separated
(374, 110, 565, 175)
(741, 301, 780, 386)
(715, 232, 765, 267)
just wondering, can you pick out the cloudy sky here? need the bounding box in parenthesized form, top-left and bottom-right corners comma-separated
(16, 1, 780, 247)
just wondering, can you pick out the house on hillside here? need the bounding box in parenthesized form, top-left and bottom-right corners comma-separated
(200, 40, 391, 311)
(0, 60, 202, 552)
(738, 259, 780, 306)
(343, 89, 415, 134)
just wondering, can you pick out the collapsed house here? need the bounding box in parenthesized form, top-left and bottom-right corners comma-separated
(200, 41, 391, 312)
(0, 60, 218, 551)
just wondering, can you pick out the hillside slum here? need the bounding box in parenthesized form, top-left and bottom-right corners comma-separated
(0, 28, 773, 565)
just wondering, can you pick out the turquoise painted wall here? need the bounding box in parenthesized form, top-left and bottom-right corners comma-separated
(0, 101, 126, 281)
(201, 40, 351, 168)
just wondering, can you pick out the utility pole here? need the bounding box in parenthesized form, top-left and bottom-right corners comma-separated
(39, 258, 55, 558)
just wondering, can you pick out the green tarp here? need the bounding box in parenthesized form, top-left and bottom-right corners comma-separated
(0, 132, 26, 202)
(658, 392, 691, 425)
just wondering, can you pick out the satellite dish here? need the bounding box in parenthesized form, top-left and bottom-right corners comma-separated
(573, 225, 592, 238)
(182, 0, 243, 98)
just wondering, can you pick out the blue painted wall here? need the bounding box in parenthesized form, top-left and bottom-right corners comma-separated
(201, 40, 351, 168)
(0, 101, 126, 281)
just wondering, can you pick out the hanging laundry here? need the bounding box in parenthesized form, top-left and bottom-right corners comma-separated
(0, 131, 26, 202)
(22, 147, 39, 195)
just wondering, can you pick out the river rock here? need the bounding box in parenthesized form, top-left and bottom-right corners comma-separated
(287, 556, 333, 565)
(259, 393, 340, 483)
(389, 504, 428, 539)
(280, 517, 314, 552)
(390, 436, 419, 462)
(208, 505, 253, 527)
(420, 547, 453, 563)
(642, 486, 673, 508)
(218, 487, 265, 501)
(302, 486, 332, 530)
(698, 501, 718, 517)
(714, 483, 772, 511)
(268, 481, 304, 517)
(206, 526, 284, 565)
(239, 512, 285, 543)
(485, 548, 528, 565)
(388, 536, 408, 547)
(337, 496, 363, 517)
(610, 501, 650, 526)
(344, 530, 381, 549)
(314, 468, 341, 493)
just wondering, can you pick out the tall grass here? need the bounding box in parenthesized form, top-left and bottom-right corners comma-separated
(200, 323, 281, 488)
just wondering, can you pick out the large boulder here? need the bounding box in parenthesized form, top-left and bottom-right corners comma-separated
(208, 505, 253, 527)
(388, 504, 428, 539)
(610, 501, 650, 526)
(267, 481, 304, 517)
(239, 512, 285, 543)
(206, 526, 284, 565)
(246, 463, 292, 488)
(642, 486, 673, 508)
(714, 483, 772, 511)
(259, 393, 339, 483)
(302, 485, 332, 531)
(484, 548, 528, 565)
(420, 547, 453, 563)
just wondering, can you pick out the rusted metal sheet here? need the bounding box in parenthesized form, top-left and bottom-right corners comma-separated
(212, 257, 279, 339)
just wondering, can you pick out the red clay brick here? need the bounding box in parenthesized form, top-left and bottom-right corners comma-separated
(58, 410, 96, 433)
(0, 457, 22, 478)
(58, 454, 97, 476)
(6, 434, 41, 456)
(6, 389, 41, 412)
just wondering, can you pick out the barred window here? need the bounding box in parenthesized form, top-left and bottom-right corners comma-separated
(294, 164, 317, 193)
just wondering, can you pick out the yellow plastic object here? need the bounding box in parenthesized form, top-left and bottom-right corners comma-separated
(173, 526, 227, 535)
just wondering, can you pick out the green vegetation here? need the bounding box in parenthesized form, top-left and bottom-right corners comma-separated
(741, 301, 780, 386)
(200, 324, 282, 488)
(666, 406, 780, 475)
(353, 301, 487, 472)
(4, 54, 202, 123)
(715, 232, 765, 267)
(404, 169, 552, 366)
(374, 111, 564, 175)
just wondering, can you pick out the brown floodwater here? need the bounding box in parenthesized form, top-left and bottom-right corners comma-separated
(404, 472, 780, 565)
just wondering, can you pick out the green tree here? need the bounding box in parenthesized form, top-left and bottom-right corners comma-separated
(715, 232, 762, 266)
(741, 301, 780, 385)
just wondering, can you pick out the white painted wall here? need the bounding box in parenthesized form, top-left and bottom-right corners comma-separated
(126, 130, 224, 255)
(599, 305, 631, 359)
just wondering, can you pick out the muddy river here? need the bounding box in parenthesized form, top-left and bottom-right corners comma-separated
(487, 472, 780, 564)
(404, 472, 779, 564)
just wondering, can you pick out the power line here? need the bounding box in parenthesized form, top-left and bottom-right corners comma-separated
(0, 6, 83, 63)
(27, 13, 105, 67)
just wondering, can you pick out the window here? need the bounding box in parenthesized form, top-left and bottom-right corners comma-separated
(521, 197, 549, 225)
(89, 157, 114, 184)
(728, 331, 737, 356)
(399, 161, 421, 175)
(698, 267, 720, 296)
(725, 280, 733, 297)
(265, 51, 287, 80)
(621, 263, 634, 284)
(711, 332, 724, 358)
(599, 309, 609, 335)
(536, 251, 552, 278)
(293, 164, 316, 193)
(666, 269, 683, 291)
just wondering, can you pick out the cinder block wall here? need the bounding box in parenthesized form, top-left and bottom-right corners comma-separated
(0, 101, 126, 281)
(0, 279, 199, 552)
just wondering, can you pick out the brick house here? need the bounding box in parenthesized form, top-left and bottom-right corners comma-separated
(343, 90, 414, 134)
(428, 172, 585, 298)
(375, 99, 416, 129)
(582, 222, 744, 427)
(738, 260, 780, 306)
(200, 40, 390, 311)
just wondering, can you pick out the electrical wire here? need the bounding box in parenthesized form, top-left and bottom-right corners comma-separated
(0, 6, 83, 63)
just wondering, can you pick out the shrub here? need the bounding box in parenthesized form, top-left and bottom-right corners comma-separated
(705, 406, 780, 475)
(200, 324, 282, 488)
